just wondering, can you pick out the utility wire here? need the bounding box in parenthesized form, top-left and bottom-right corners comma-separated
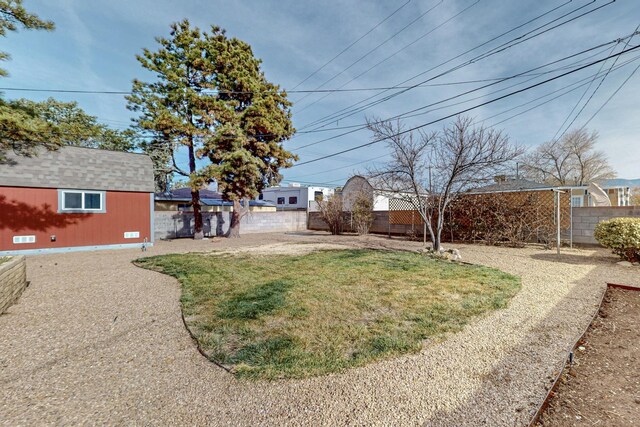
(290, 0, 412, 90)
(294, 0, 480, 115)
(285, 52, 640, 183)
(290, 43, 640, 168)
(554, 23, 640, 141)
(294, 0, 444, 106)
(299, 0, 607, 131)
(292, 36, 630, 150)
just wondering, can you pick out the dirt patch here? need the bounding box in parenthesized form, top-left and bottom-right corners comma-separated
(204, 242, 352, 256)
(537, 287, 640, 426)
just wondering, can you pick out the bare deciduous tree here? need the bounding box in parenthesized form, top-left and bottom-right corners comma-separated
(350, 189, 374, 235)
(317, 194, 344, 235)
(521, 128, 615, 185)
(367, 116, 522, 250)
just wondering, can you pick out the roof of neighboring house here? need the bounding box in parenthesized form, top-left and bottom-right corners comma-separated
(470, 178, 631, 194)
(344, 175, 428, 195)
(155, 188, 222, 201)
(155, 189, 275, 207)
(0, 146, 154, 192)
(469, 178, 553, 193)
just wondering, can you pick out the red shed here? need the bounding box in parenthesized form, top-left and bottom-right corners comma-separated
(0, 146, 155, 255)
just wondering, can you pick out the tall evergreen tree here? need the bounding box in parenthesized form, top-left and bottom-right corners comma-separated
(127, 20, 295, 238)
(11, 98, 134, 151)
(0, 0, 57, 161)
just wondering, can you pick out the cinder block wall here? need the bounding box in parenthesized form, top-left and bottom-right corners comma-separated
(0, 256, 27, 314)
(155, 210, 308, 240)
(572, 206, 640, 245)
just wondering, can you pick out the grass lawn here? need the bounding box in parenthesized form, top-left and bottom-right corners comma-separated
(136, 249, 520, 380)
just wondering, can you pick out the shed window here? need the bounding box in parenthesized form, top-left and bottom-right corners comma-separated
(289, 196, 298, 204)
(314, 191, 324, 201)
(60, 190, 105, 212)
(277, 197, 285, 205)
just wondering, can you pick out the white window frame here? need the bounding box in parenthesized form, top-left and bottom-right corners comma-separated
(58, 190, 106, 213)
(571, 196, 583, 208)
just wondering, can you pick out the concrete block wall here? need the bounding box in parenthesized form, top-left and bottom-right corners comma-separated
(572, 206, 640, 245)
(0, 256, 27, 314)
(155, 210, 308, 240)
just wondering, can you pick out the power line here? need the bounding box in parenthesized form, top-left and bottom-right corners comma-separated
(284, 54, 640, 182)
(299, 0, 607, 132)
(553, 23, 640, 141)
(290, 43, 640, 168)
(293, 0, 480, 115)
(292, 36, 630, 150)
(290, 0, 412, 91)
(294, 0, 444, 107)
(284, 51, 640, 183)
(579, 55, 640, 129)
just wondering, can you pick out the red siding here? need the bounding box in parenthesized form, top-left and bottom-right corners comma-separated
(0, 187, 151, 251)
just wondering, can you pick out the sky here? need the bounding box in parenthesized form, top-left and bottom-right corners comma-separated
(3, 0, 640, 186)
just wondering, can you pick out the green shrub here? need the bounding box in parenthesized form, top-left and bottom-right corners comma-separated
(594, 217, 640, 262)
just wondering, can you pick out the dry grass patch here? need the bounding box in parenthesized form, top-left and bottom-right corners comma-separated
(136, 249, 520, 380)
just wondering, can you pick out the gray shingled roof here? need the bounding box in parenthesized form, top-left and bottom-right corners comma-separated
(470, 178, 552, 193)
(0, 146, 154, 192)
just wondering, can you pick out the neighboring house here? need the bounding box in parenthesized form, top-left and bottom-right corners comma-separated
(0, 146, 154, 255)
(341, 175, 427, 211)
(155, 188, 276, 212)
(259, 183, 334, 210)
(470, 176, 632, 207)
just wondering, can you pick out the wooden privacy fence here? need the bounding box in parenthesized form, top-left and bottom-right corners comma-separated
(388, 191, 573, 246)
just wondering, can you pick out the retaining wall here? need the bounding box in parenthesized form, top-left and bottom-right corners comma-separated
(572, 206, 640, 244)
(0, 256, 27, 314)
(155, 210, 307, 239)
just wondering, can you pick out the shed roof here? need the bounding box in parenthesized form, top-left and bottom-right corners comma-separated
(0, 146, 154, 192)
(155, 188, 222, 201)
(469, 178, 552, 193)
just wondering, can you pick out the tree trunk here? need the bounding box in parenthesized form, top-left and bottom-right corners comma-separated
(228, 201, 241, 238)
(187, 142, 203, 240)
(191, 189, 204, 240)
(227, 199, 249, 238)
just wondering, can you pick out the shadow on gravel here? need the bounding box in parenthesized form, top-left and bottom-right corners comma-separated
(421, 252, 631, 426)
(530, 251, 618, 266)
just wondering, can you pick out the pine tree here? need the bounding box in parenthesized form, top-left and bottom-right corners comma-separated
(0, 0, 57, 161)
(127, 20, 295, 238)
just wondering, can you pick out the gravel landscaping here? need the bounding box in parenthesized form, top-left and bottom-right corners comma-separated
(1, 232, 639, 426)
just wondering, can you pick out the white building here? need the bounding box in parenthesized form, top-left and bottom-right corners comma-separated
(258, 183, 335, 210)
(341, 175, 427, 211)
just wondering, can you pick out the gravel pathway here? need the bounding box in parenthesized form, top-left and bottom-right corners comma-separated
(1, 232, 638, 426)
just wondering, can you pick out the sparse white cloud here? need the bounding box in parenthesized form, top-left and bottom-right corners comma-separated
(4, 0, 639, 180)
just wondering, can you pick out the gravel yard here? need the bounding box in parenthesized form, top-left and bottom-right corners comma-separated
(1, 232, 638, 426)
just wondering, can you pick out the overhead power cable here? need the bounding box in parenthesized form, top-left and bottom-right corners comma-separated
(294, 0, 444, 106)
(294, 0, 481, 115)
(299, 0, 610, 132)
(290, 43, 640, 168)
(292, 35, 633, 151)
(284, 51, 640, 184)
(553, 23, 640, 141)
(290, 0, 412, 90)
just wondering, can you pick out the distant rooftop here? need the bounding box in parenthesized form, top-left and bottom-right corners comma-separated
(155, 188, 222, 201)
(470, 178, 551, 193)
